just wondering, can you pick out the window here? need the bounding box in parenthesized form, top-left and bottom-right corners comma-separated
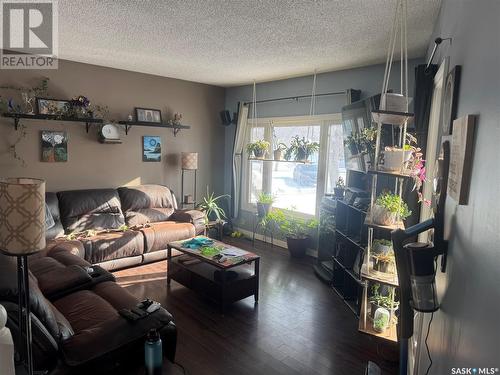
(243, 114, 344, 216)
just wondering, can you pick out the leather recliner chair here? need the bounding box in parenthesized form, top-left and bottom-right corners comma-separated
(0, 244, 177, 374)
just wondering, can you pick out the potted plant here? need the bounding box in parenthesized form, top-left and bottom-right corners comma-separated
(334, 176, 345, 199)
(344, 134, 360, 155)
(196, 187, 230, 224)
(372, 251, 396, 274)
(359, 128, 377, 166)
(372, 192, 411, 226)
(372, 239, 393, 255)
(284, 136, 320, 162)
(383, 144, 413, 171)
(273, 143, 287, 161)
(246, 140, 270, 159)
(256, 192, 274, 218)
(373, 307, 391, 333)
(265, 208, 318, 258)
(369, 284, 399, 319)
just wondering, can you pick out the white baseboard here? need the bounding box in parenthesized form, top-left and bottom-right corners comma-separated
(233, 227, 318, 258)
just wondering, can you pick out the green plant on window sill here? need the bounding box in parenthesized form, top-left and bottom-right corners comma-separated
(196, 187, 230, 224)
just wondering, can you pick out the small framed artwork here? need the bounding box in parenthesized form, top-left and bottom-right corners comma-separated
(136, 107, 162, 124)
(441, 66, 461, 135)
(142, 136, 161, 162)
(37, 98, 70, 115)
(41, 131, 68, 162)
(448, 115, 476, 205)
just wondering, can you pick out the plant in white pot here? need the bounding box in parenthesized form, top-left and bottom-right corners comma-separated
(369, 283, 399, 320)
(273, 142, 287, 161)
(256, 192, 274, 218)
(382, 144, 413, 171)
(372, 192, 411, 226)
(246, 140, 270, 159)
(264, 208, 318, 258)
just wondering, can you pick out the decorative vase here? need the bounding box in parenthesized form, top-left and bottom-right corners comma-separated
(334, 187, 345, 199)
(256, 202, 271, 218)
(383, 149, 412, 171)
(372, 204, 397, 226)
(273, 149, 283, 161)
(286, 237, 308, 258)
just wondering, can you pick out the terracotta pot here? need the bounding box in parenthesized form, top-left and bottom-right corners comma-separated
(372, 204, 397, 226)
(274, 149, 283, 161)
(334, 187, 345, 199)
(286, 237, 308, 258)
(256, 202, 272, 218)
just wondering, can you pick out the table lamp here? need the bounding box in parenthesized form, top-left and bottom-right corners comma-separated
(0, 177, 46, 375)
(181, 152, 198, 207)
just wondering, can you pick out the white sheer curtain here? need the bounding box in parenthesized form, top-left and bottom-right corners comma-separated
(232, 102, 249, 218)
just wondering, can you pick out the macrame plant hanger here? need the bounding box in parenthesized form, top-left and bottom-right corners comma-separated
(307, 70, 317, 140)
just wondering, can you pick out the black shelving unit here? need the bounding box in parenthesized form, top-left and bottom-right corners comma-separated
(117, 120, 190, 136)
(2, 112, 103, 132)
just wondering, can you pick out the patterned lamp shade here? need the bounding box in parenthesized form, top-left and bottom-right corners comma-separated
(181, 152, 198, 170)
(0, 178, 46, 255)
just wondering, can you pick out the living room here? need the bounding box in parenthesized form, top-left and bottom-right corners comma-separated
(0, 1, 498, 375)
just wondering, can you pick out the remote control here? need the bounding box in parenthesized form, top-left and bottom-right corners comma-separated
(146, 302, 161, 313)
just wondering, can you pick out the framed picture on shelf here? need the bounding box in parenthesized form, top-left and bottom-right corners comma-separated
(41, 131, 68, 162)
(142, 136, 161, 162)
(441, 66, 461, 135)
(36, 98, 70, 115)
(135, 107, 162, 124)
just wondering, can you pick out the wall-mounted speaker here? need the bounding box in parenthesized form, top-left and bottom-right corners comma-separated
(220, 110, 237, 126)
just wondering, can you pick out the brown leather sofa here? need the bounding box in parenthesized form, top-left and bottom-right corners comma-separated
(46, 184, 205, 271)
(0, 244, 177, 374)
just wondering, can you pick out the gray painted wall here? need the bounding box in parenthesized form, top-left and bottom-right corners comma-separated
(416, 1, 500, 373)
(224, 59, 423, 230)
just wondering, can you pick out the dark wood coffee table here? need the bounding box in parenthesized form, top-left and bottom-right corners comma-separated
(167, 236, 260, 312)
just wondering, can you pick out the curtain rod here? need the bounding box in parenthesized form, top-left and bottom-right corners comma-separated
(243, 91, 347, 106)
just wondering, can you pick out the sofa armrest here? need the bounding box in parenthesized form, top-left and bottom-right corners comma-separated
(170, 209, 206, 234)
(47, 240, 86, 260)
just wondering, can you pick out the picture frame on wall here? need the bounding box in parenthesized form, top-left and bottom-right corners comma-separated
(142, 136, 161, 162)
(37, 98, 71, 115)
(441, 66, 461, 135)
(136, 107, 162, 124)
(41, 131, 68, 162)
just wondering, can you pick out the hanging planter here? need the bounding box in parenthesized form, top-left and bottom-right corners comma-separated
(372, 192, 411, 226)
(383, 147, 413, 171)
(246, 140, 269, 159)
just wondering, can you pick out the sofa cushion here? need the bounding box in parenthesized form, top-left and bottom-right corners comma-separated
(57, 189, 125, 233)
(46, 192, 65, 240)
(141, 221, 195, 253)
(118, 185, 177, 226)
(79, 230, 145, 264)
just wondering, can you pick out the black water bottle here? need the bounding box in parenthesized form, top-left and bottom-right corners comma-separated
(144, 329, 162, 375)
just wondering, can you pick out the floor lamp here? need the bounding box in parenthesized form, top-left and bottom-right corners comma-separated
(0, 178, 46, 375)
(181, 152, 198, 207)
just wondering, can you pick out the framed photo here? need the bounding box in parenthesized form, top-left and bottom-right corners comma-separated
(142, 136, 161, 162)
(41, 131, 68, 162)
(136, 107, 162, 124)
(441, 66, 461, 135)
(36, 98, 70, 115)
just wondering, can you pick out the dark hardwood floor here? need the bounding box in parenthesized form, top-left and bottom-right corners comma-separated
(114, 238, 398, 375)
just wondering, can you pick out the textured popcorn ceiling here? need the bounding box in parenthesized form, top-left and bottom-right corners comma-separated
(59, 0, 441, 87)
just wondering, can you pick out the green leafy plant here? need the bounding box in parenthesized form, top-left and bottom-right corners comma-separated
(373, 239, 392, 247)
(335, 176, 345, 189)
(196, 187, 230, 223)
(257, 192, 274, 204)
(369, 283, 400, 310)
(375, 192, 411, 220)
(264, 208, 318, 239)
(284, 136, 320, 161)
(246, 140, 270, 158)
(373, 312, 390, 332)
